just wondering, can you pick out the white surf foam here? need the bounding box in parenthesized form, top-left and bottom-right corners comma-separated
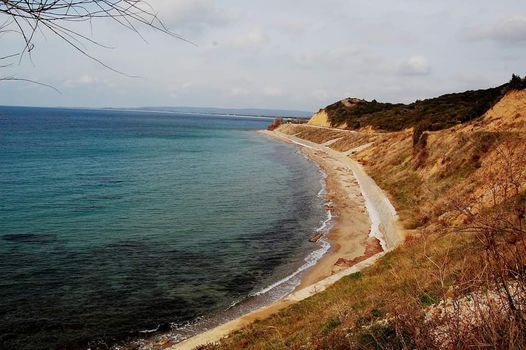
(250, 164, 333, 298)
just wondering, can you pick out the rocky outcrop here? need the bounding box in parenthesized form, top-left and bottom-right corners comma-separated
(307, 109, 334, 127)
(307, 98, 365, 129)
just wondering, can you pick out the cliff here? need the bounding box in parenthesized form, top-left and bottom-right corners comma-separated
(211, 80, 526, 350)
(307, 109, 333, 127)
(307, 98, 364, 129)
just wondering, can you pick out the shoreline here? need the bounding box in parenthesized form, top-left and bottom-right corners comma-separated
(168, 129, 402, 349)
(278, 132, 374, 290)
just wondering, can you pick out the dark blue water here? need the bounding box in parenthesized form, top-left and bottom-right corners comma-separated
(0, 107, 327, 349)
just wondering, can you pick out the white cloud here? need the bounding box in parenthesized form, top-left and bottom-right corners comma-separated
(262, 87, 284, 96)
(167, 81, 194, 97)
(398, 55, 431, 76)
(2, 0, 525, 110)
(77, 75, 97, 84)
(231, 29, 269, 50)
(294, 46, 380, 71)
(274, 19, 314, 36)
(227, 87, 251, 96)
(63, 74, 116, 88)
(63, 75, 97, 88)
(467, 15, 526, 43)
(147, 0, 232, 33)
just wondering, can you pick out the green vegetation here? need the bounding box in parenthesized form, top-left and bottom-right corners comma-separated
(322, 317, 342, 334)
(327, 75, 526, 131)
(509, 74, 526, 90)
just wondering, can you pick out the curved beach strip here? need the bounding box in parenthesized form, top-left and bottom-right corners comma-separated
(270, 130, 401, 251)
(171, 130, 402, 350)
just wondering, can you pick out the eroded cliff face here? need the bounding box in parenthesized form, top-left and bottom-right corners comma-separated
(307, 110, 334, 128)
(307, 98, 366, 129)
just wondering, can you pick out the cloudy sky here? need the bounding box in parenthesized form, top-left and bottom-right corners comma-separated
(0, 0, 525, 111)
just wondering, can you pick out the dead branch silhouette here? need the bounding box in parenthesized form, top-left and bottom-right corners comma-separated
(0, 0, 192, 90)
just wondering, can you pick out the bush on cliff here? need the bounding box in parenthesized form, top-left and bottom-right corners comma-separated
(327, 75, 525, 132)
(509, 74, 526, 90)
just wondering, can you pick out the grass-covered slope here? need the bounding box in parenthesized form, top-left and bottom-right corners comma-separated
(203, 87, 526, 350)
(325, 75, 526, 131)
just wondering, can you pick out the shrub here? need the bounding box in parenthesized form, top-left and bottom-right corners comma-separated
(267, 117, 283, 131)
(322, 317, 342, 335)
(508, 74, 526, 90)
(326, 82, 510, 131)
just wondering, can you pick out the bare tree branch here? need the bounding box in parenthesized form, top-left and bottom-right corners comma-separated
(0, 0, 194, 89)
(0, 76, 61, 92)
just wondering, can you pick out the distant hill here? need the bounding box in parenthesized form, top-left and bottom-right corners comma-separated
(130, 106, 313, 118)
(310, 75, 526, 132)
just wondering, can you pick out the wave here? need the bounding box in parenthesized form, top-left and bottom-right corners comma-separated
(250, 163, 333, 297)
(250, 212, 332, 297)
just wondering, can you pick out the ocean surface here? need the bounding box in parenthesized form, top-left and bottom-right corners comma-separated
(0, 107, 329, 349)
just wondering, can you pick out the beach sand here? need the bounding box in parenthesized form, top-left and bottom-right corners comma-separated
(160, 128, 402, 349)
(284, 135, 375, 289)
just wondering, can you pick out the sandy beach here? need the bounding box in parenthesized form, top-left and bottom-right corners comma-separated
(277, 132, 377, 289)
(165, 128, 402, 350)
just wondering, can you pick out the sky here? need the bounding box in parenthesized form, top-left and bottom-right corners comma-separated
(0, 0, 525, 111)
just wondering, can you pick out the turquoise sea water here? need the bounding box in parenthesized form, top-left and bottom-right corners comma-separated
(0, 107, 328, 349)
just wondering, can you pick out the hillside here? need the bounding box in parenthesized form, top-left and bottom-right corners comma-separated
(473, 89, 526, 132)
(309, 75, 526, 132)
(308, 98, 365, 129)
(203, 81, 526, 349)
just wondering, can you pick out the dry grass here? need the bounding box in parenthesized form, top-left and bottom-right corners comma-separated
(277, 124, 378, 152)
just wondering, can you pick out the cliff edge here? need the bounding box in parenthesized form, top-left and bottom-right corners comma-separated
(307, 98, 364, 129)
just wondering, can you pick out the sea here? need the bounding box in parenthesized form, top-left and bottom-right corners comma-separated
(0, 106, 331, 349)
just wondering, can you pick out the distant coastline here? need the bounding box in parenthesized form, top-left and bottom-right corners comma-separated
(0, 104, 313, 119)
(104, 106, 313, 119)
